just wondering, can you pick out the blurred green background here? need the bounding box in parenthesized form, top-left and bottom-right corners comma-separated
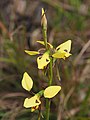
(0, 0, 90, 120)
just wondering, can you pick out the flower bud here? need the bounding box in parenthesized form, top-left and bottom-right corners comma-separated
(41, 8, 47, 30)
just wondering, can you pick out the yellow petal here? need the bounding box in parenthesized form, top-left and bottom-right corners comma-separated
(56, 40, 71, 52)
(37, 52, 50, 69)
(44, 86, 61, 98)
(21, 72, 33, 91)
(25, 50, 39, 55)
(24, 95, 41, 108)
(65, 52, 72, 57)
(42, 8, 45, 16)
(52, 51, 71, 59)
(37, 41, 53, 48)
(52, 51, 66, 59)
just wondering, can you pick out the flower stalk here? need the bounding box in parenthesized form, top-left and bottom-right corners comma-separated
(41, 8, 53, 120)
(21, 7, 72, 120)
(41, 8, 48, 49)
(46, 57, 53, 120)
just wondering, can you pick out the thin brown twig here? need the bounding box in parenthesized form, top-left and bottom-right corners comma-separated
(74, 40, 90, 65)
(1, 92, 27, 100)
(63, 87, 75, 108)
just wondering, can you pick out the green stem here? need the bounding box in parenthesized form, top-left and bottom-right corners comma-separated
(49, 57, 53, 85)
(46, 57, 53, 120)
(38, 111, 41, 120)
(46, 99, 51, 120)
(38, 105, 41, 120)
(38, 116, 40, 120)
(42, 12, 53, 119)
(42, 27, 47, 49)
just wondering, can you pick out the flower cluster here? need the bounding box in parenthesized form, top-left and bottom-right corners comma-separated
(25, 40, 72, 69)
(21, 8, 72, 115)
(21, 72, 61, 112)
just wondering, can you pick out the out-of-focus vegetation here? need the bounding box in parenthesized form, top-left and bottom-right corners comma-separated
(0, 0, 90, 120)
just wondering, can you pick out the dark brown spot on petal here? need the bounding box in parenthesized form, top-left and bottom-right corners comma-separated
(57, 47, 60, 51)
(36, 100, 39, 103)
(39, 56, 42, 59)
(64, 49, 68, 52)
(46, 59, 49, 62)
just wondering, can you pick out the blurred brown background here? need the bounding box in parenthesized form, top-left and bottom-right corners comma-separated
(0, 0, 90, 120)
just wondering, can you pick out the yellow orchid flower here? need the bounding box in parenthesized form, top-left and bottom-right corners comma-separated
(21, 72, 61, 112)
(37, 40, 71, 60)
(25, 40, 71, 70)
(24, 95, 41, 109)
(44, 86, 61, 98)
(22, 72, 42, 112)
(52, 40, 72, 59)
(25, 50, 50, 69)
(25, 40, 72, 70)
